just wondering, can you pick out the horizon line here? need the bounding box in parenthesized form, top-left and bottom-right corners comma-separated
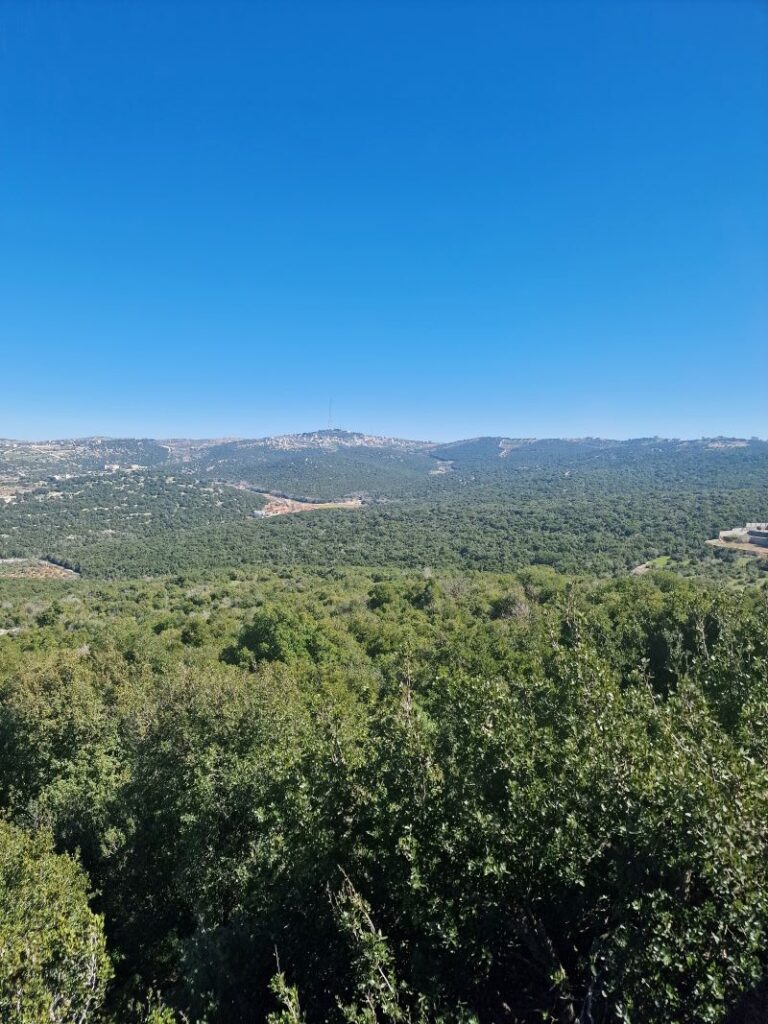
(2, 428, 767, 446)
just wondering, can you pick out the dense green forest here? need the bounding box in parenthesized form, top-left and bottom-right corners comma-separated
(1, 568, 768, 1022)
(2, 435, 768, 581)
(2, 434, 768, 1021)
(6, 486, 766, 581)
(0, 474, 263, 564)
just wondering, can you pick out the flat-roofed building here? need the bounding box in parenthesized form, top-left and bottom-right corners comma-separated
(718, 522, 768, 547)
(747, 524, 768, 547)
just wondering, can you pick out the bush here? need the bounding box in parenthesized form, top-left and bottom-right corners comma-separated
(0, 821, 111, 1024)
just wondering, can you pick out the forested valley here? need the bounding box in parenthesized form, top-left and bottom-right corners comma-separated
(1, 434, 768, 1023)
(2, 434, 768, 583)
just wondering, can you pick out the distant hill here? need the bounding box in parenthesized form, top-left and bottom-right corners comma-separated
(2, 431, 767, 582)
(3, 429, 766, 482)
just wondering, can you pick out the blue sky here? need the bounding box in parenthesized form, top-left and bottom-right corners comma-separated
(1, 1, 766, 441)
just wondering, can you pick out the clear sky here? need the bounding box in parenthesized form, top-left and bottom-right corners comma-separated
(1, 1, 766, 441)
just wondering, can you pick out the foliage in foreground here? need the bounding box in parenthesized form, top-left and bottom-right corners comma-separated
(0, 821, 111, 1023)
(0, 568, 767, 1022)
